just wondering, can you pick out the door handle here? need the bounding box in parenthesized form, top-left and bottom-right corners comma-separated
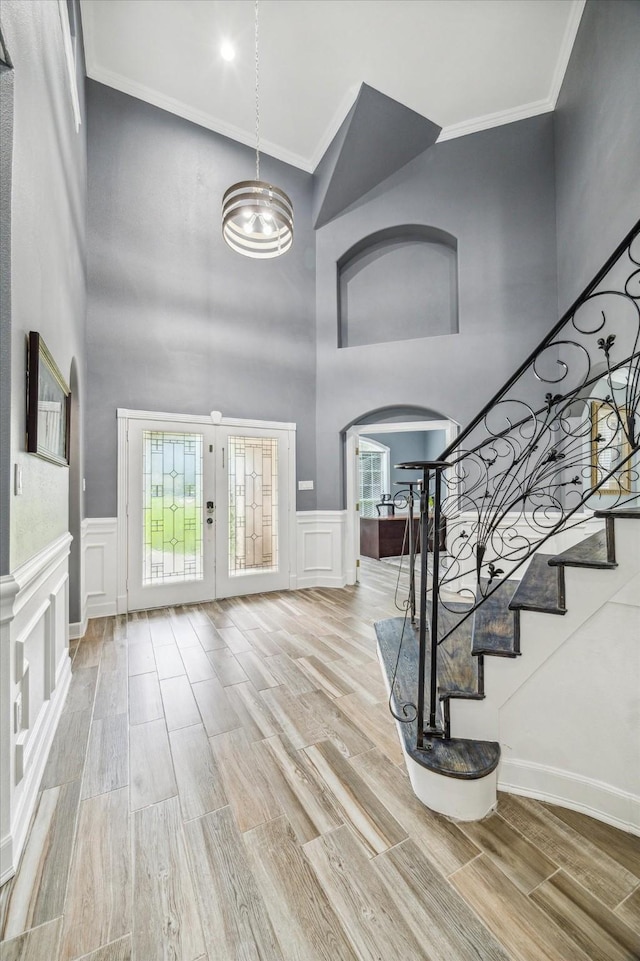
(207, 517, 213, 525)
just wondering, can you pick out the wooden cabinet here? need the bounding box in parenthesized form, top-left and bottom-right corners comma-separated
(360, 516, 419, 559)
(360, 515, 445, 560)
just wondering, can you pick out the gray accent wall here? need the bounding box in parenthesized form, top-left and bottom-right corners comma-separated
(554, 0, 640, 312)
(313, 83, 441, 229)
(363, 430, 447, 488)
(315, 114, 558, 509)
(85, 82, 316, 517)
(0, 57, 14, 576)
(1, 0, 87, 571)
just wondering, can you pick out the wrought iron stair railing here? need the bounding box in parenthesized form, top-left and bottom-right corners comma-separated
(395, 218, 640, 751)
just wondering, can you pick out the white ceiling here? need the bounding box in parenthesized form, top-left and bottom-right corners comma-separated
(80, 0, 585, 173)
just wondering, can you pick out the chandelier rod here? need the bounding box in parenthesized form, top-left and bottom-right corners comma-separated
(254, 0, 260, 182)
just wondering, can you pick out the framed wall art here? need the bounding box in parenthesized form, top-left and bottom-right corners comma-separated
(27, 331, 70, 466)
(590, 400, 631, 494)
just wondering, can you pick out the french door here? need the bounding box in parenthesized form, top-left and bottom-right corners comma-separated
(125, 415, 292, 611)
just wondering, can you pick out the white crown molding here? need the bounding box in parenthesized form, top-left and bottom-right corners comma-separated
(548, 0, 587, 108)
(85, 63, 313, 173)
(57, 0, 82, 131)
(437, 97, 554, 144)
(308, 84, 361, 173)
(82, 0, 586, 170)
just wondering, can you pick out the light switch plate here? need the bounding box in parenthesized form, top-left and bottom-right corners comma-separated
(14, 464, 22, 495)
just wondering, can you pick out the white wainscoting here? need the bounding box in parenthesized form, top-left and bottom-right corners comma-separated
(0, 533, 72, 884)
(77, 514, 348, 619)
(83, 517, 118, 621)
(295, 511, 347, 589)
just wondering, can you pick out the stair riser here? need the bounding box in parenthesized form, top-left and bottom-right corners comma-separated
(605, 519, 640, 569)
(448, 557, 640, 741)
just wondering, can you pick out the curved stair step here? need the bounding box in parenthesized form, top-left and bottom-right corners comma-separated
(509, 553, 566, 615)
(375, 615, 499, 781)
(407, 735, 500, 781)
(548, 530, 616, 569)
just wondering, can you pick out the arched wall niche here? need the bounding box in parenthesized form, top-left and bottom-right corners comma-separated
(337, 225, 459, 349)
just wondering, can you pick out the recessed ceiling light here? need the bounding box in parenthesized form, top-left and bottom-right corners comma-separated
(220, 41, 235, 62)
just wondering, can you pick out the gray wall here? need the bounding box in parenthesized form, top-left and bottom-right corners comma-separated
(0, 56, 14, 576)
(85, 82, 316, 516)
(315, 114, 558, 509)
(364, 431, 429, 489)
(554, 0, 640, 312)
(0, 0, 87, 571)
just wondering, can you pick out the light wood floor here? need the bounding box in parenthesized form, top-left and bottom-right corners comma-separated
(1, 558, 639, 961)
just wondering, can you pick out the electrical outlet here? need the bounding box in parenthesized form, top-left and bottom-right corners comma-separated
(14, 693, 22, 733)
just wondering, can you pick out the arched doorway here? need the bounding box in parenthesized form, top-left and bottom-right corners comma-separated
(342, 406, 459, 584)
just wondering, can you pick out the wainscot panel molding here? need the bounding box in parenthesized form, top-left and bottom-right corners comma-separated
(295, 511, 347, 589)
(69, 517, 90, 639)
(499, 759, 640, 836)
(80, 513, 347, 615)
(84, 517, 119, 620)
(0, 533, 72, 884)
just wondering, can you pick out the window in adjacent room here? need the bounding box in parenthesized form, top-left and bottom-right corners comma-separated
(359, 438, 390, 517)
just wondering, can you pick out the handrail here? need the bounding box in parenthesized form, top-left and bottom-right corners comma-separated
(440, 217, 640, 462)
(398, 221, 640, 749)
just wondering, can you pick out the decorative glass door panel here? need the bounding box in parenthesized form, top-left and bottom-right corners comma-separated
(126, 417, 292, 609)
(142, 431, 204, 585)
(216, 427, 290, 597)
(228, 435, 279, 576)
(127, 420, 216, 611)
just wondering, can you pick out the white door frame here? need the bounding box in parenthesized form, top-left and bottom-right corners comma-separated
(116, 409, 296, 613)
(345, 419, 458, 585)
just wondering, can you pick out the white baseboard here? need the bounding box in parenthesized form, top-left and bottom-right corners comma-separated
(499, 758, 640, 836)
(69, 616, 88, 639)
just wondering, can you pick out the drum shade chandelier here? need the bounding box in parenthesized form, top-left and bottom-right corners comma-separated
(222, 0, 293, 259)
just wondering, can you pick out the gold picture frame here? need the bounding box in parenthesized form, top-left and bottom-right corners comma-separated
(27, 332, 71, 466)
(590, 401, 631, 493)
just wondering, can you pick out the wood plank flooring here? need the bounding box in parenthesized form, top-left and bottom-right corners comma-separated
(1, 558, 639, 960)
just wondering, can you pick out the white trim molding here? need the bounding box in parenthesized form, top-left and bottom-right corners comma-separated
(0, 533, 72, 883)
(116, 409, 298, 611)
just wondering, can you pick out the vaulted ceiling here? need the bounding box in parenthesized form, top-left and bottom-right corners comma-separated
(80, 0, 585, 173)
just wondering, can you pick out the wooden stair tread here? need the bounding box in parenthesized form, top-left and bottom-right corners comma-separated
(509, 554, 566, 615)
(548, 530, 615, 569)
(472, 579, 519, 657)
(407, 735, 500, 780)
(375, 615, 499, 780)
(594, 507, 640, 519)
(433, 601, 478, 697)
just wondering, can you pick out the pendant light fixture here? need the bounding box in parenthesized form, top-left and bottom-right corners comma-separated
(222, 0, 293, 258)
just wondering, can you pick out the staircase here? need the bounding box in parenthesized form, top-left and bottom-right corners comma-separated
(374, 220, 640, 823)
